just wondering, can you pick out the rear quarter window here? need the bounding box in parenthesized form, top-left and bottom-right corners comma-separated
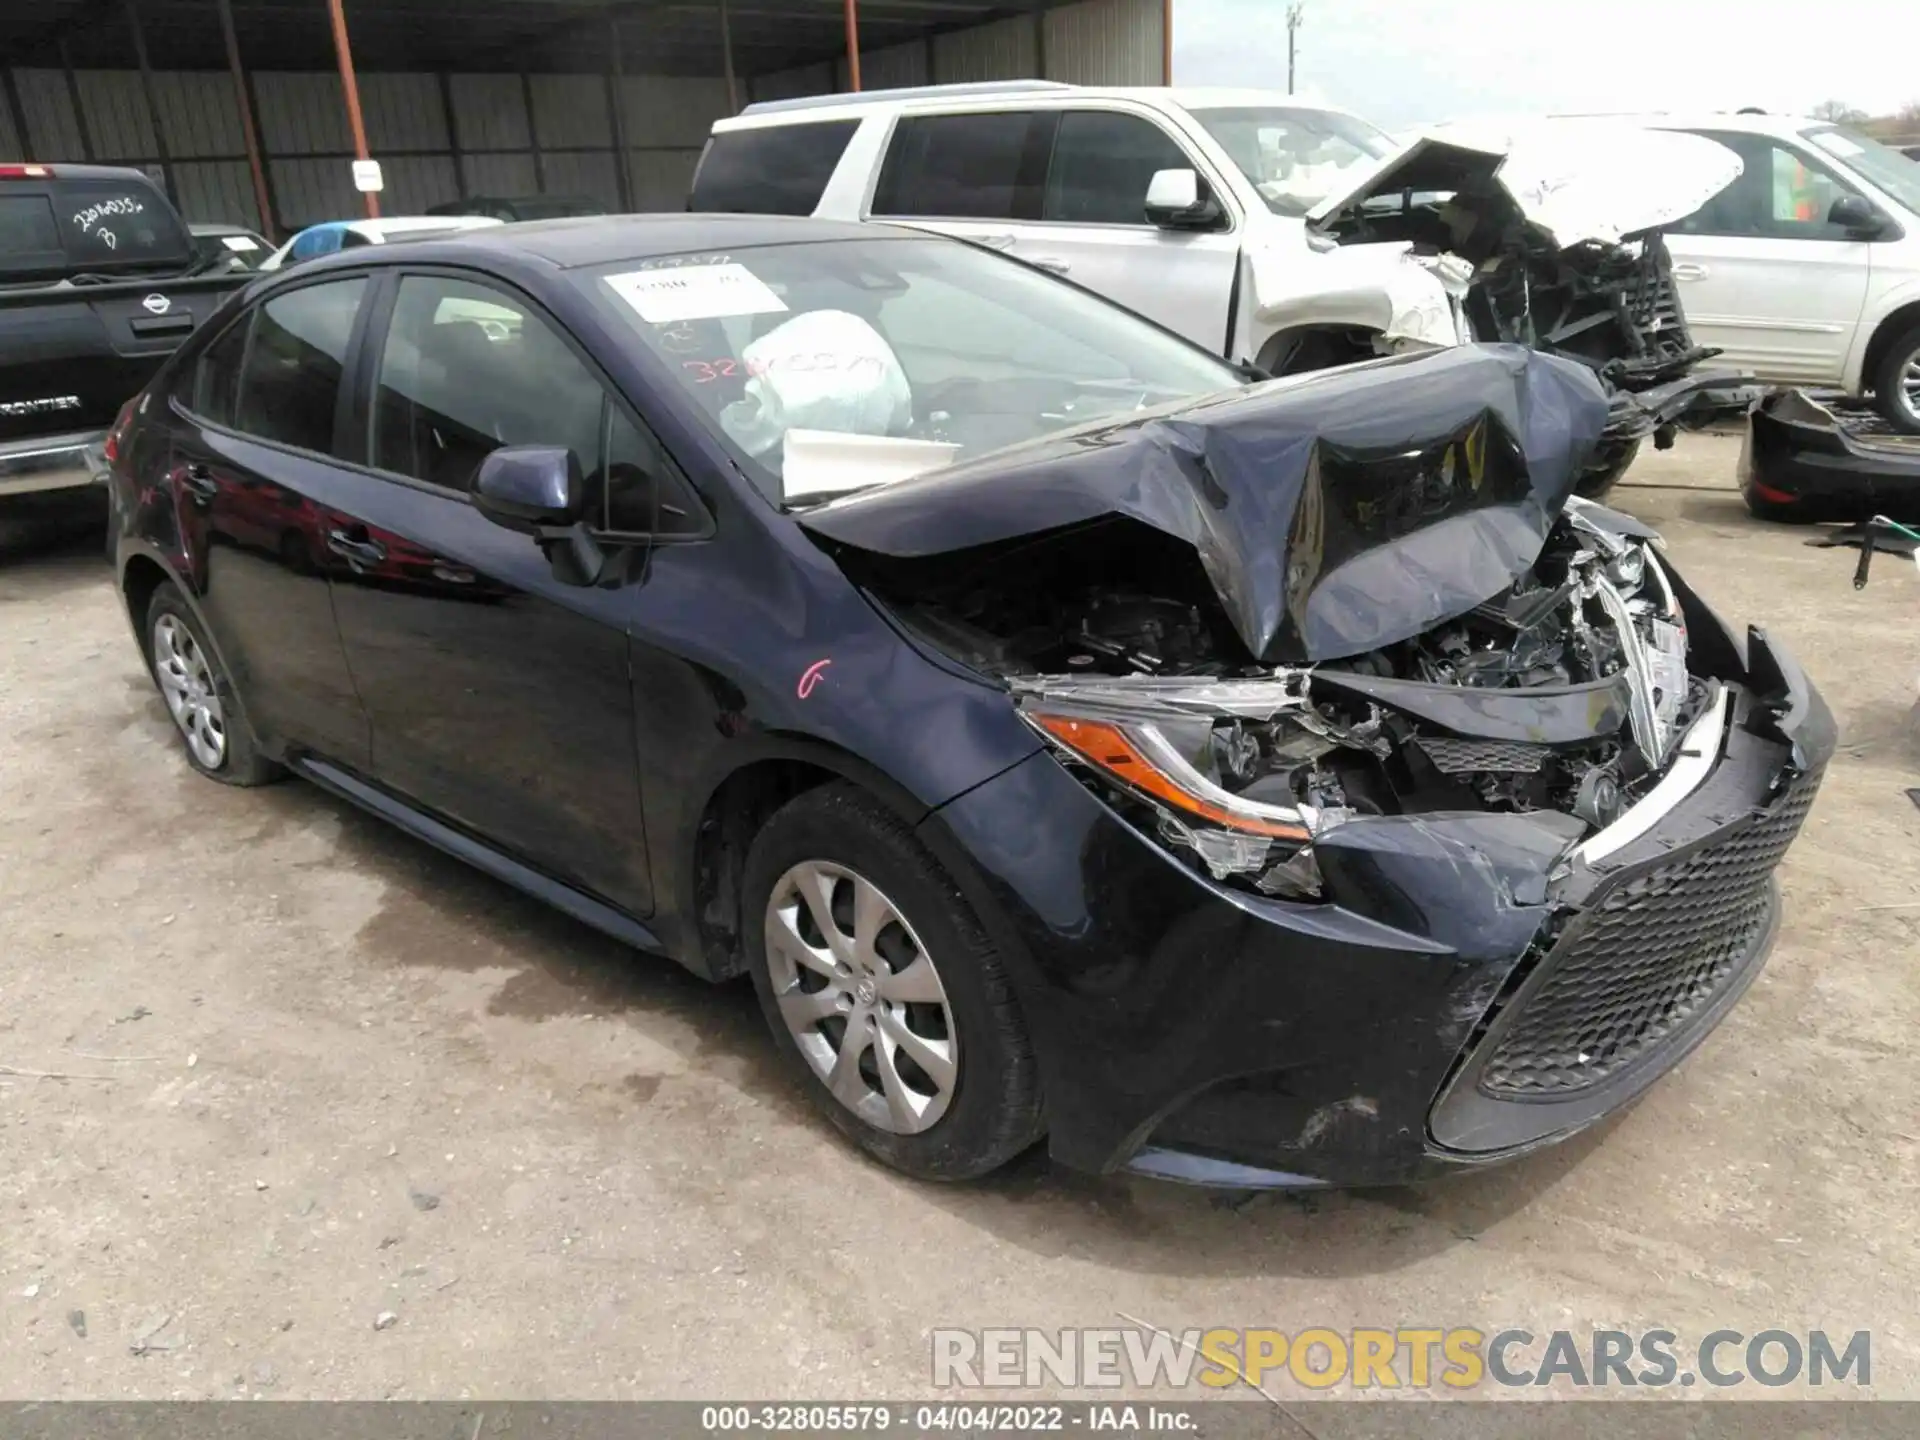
(689, 121, 860, 215)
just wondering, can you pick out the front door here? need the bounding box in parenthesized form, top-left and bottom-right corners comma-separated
(322, 271, 654, 915)
(1666, 129, 1875, 385)
(165, 277, 372, 767)
(1007, 108, 1240, 352)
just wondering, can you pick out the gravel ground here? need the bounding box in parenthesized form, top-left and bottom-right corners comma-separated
(1, 431, 1916, 1401)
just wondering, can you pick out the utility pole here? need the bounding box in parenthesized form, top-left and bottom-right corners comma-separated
(1286, 2, 1304, 96)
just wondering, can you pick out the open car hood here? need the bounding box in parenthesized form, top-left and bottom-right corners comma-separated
(1306, 123, 1743, 249)
(798, 344, 1610, 665)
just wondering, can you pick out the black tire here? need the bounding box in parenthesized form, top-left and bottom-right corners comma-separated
(143, 582, 281, 787)
(1574, 438, 1641, 500)
(742, 782, 1043, 1181)
(1872, 324, 1920, 435)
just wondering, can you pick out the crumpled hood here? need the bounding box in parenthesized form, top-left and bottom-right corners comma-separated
(798, 344, 1610, 664)
(1307, 123, 1744, 248)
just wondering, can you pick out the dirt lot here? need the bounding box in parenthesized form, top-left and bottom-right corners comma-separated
(2, 431, 1917, 1401)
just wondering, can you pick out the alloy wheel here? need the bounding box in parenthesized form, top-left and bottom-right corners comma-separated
(152, 614, 227, 770)
(763, 860, 958, 1134)
(1901, 348, 1920, 425)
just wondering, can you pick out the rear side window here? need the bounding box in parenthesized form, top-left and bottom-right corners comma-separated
(874, 112, 1051, 221)
(233, 278, 367, 454)
(690, 121, 859, 216)
(192, 314, 253, 428)
(1044, 111, 1196, 225)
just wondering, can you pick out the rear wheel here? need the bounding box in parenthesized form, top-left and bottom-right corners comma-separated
(145, 582, 279, 786)
(742, 783, 1043, 1180)
(1872, 324, 1920, 435)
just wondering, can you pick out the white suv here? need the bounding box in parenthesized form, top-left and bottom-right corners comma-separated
(1630, 111, 1920, 432)
(690, 81, 1462, 373)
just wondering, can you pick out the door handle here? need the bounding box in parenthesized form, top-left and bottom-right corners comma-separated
(973, 233, 1017, 251)
(179, 464, 217, 503)
(326, 527, 388, 570)
(1030, 256, 1072, 275)
(1672, 263, 1709, 281)
(431, 562, 475, 585)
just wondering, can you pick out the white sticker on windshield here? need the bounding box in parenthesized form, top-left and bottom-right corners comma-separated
(1807, 131, 1865, 160)
(221, 235, 260, 252)
(604, 263, 787, 324)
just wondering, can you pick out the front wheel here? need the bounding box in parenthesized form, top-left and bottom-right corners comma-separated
(1872, 324, 1920, 435)
(742, 783, 1043, 1180)
(1574, 438, 1641, 500)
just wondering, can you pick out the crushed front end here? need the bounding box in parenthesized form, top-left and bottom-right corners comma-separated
(805, 346, 1832, 1186)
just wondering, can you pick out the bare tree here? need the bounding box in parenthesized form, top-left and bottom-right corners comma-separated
(1811, 99, 1869, 123)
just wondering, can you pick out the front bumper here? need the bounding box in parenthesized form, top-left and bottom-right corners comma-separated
(920, 628, 1833, 1188)
(1741, 388, 1920, 520)
(0, 428, 110, 501)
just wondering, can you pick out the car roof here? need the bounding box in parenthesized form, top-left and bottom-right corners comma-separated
(343, 213, 913, 270)
(720, 81, 1368, 130)
(1550, 111, 1831, 135)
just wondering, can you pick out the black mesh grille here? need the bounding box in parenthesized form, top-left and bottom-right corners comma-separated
(1479, 766, 1822, 1097)
(1417, 737, 1549, 774)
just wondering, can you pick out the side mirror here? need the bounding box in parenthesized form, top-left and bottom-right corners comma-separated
(1828, 194, 1885, 237)
(473, 446, 584, 532)
(1144, 168, 1224, 231)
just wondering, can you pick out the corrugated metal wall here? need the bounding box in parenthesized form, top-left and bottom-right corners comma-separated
(1, 0, 1162, 233)
(755, 0, 1161, 101)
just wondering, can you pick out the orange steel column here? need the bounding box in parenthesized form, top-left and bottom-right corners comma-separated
(325, 0, 379, 219)
(844, 0, 862, 91)
(1162, 0, 1173, 83)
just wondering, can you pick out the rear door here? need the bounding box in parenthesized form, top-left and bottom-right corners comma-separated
(165, 275, 373, 767)
(1665, 129, 1875, 384)
(320, 269, 656, 915)
(869, 108, 1055, 256)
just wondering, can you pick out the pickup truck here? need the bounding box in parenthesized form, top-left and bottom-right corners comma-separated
(1, 163, 248, 532)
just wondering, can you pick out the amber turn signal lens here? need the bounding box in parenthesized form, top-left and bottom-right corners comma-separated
(1030, 712, 1311, 842)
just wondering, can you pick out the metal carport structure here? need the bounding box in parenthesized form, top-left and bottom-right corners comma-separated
(0, 0, 1170, 237)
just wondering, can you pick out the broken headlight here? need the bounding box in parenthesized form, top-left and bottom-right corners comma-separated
(1009, 675, 1358, 896)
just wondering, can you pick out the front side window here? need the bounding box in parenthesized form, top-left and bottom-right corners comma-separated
(873, 112, 1049, 221)
(690, 121, 860, 216)
(1672, 131, 1863, 240)
(1043, 111, 1197, 226)
(370, 274, 703, 534)
(1186, 106, 1395, 217)
(233, 278, 367, 454)
(582, 237, 1241, 507)
(1801, 124, 1920, 217)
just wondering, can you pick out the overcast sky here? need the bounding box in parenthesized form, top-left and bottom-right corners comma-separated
(1173, 0, 1920, 130)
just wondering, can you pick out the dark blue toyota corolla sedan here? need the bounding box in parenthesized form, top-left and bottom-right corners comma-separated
(106, 216, 1832, 1188)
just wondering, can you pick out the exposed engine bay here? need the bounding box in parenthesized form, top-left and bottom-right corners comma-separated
(1307, 127, 1756, 492)
(875, 504, 1702, 900)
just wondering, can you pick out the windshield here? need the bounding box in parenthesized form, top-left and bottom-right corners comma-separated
(1801, 125, 1920, 216)
(581, 237, 1242, 507)
(1187, 106, 1396, 217)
